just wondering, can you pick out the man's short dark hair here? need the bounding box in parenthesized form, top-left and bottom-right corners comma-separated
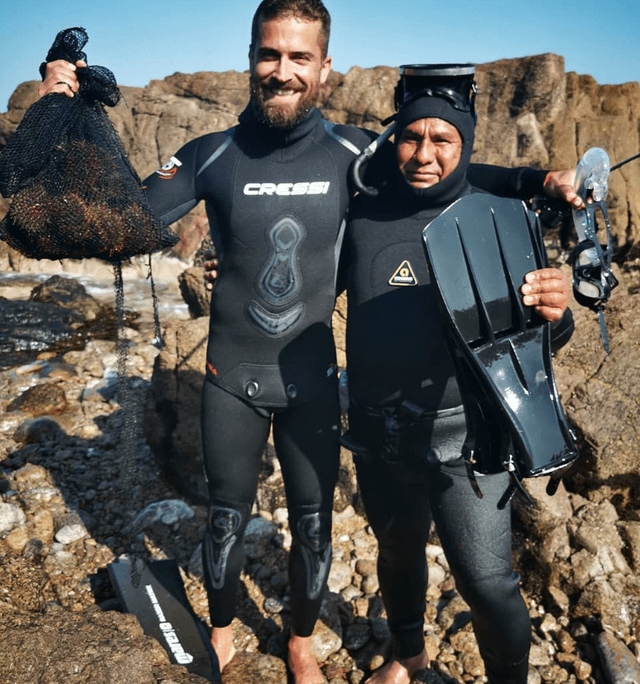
(251, 0, 331, 57)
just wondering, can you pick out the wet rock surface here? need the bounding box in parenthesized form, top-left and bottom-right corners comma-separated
(0, 265, 640, 684)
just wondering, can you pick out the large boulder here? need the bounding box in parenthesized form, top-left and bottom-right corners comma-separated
(143, 317, 210, 504)
(554, 281, 640, 493)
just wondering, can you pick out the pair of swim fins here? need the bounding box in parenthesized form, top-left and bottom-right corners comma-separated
(422, 193, 578, 504)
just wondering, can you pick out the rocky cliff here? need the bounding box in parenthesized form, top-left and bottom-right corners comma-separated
(2, 53, 640, 257)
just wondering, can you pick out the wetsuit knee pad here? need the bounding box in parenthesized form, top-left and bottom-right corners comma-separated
(290, 510, 332, 600)
(465, 568, 522, 605)
(202, 501, 251, 590)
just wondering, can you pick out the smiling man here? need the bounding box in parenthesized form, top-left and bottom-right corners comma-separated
(140, 6, 375, 684)
(249, 10, 331, 128)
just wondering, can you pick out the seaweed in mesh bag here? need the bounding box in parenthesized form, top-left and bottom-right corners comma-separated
(0, 26, 178, 261)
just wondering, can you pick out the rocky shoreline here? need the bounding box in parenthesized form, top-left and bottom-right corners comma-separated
(1, 258, 640, 684)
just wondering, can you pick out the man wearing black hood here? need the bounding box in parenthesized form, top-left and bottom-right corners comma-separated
(344, 65, 571, 684)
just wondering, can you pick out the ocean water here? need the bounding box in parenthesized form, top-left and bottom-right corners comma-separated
(0, 261, 191, 324)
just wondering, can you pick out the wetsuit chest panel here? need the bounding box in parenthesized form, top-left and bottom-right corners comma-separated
(198, 122, 359, 406)
(145, 114, 372, 407)
(346, 205, 460, 408)
(221, 148, 343, 305)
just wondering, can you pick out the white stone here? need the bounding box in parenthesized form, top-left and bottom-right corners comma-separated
(245, 516, 278, 541)
(428, 562, 446, 587)
(125, 499, 195, 533)
(55, 523, 88, 544)
(272, 507, 288, 525)
(327, 560, 352, 593)
(0, 503, 27, 534)
(333, 505, 355, 524)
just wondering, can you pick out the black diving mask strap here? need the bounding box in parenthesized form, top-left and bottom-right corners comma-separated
(394, 84, 477, 116)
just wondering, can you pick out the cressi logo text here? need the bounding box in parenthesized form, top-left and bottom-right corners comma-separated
(243, 181, 330, 196)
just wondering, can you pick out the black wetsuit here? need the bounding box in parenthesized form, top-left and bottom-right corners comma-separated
(345, 173, 571, 683)
(143, 102, 555, 643)
(144, 106, 375, 636)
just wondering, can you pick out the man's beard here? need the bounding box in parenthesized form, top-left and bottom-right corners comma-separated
(250, 75, 319, 129)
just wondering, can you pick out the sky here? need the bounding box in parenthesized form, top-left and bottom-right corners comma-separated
(1, 0, 638, 112)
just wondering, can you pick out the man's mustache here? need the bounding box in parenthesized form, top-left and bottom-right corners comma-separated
(260, 78, 305, 94)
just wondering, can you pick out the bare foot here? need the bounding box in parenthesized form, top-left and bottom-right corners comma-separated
(211, 624, 236, 670)
(288, 633, 326, 684)
(365, 651, 430, 684)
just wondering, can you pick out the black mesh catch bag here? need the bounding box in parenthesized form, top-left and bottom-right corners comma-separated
(0, 27, 178, 262)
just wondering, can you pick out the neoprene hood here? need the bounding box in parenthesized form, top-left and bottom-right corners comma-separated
(393, 63, 477, 203)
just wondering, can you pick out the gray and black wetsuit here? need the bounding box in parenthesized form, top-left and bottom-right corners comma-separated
(143, 106, 374, 636)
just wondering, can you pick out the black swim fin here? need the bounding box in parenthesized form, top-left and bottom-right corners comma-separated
(422, 194, 577, 495)
(108, 557, 221, 682)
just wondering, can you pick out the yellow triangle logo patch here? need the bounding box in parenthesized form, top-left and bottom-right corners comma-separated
(389, 260, 418, 287)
